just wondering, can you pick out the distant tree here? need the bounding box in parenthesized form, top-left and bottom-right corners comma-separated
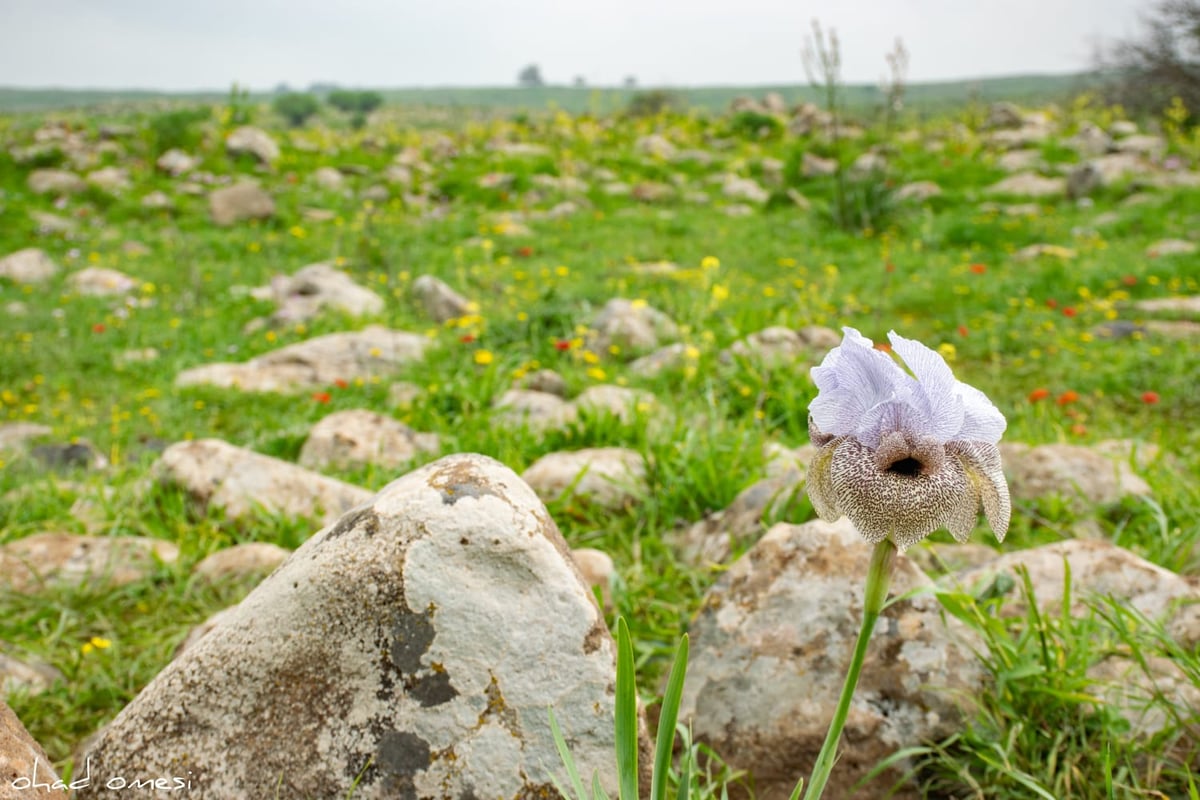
(623, 75, 638, 89)
(273, 82, 292, 95)
(273, 92, 320, 127)
(573, 75, 587, 88)
(327, 90, 384, 114)
(1095, 0, 1200, 119)
(518, 64, 545, 88)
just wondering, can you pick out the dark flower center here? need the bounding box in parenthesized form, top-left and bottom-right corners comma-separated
(886, 456, 924, 477)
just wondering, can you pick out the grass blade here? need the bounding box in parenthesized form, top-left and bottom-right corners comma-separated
(651, 633, 689, 800)
(549, 705, 589, 800)
(615, 617, 639, 800)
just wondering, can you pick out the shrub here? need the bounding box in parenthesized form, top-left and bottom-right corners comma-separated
(272, 92, 320, 128)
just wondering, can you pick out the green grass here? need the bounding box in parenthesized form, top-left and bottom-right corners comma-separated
(0, 91, 1198, 797)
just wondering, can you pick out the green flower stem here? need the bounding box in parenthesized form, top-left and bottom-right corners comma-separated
(801, 538, 897, 800)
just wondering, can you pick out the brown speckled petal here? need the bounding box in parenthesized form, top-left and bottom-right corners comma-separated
(948, 440, 1011, 542)
(805, 438, 844, 523)
(830, 438, 973, 550)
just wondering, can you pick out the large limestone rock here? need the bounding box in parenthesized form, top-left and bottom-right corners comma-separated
(1001, 442, 1151, 507)
(175, 326, 429, 393)
(0, 423, 51, 453)
(156, 149, 197, 176)
(1, 700, 67, 798)
(152, 439, 373, 525)
(299, 409, 439, 471)
(680, 519, 984, 799)
(0, 533, 179, 594)
(250, 262, 384, 323)
(80, 454, 623, 799)
(225, 126, 280, 164)
(0, 248, 59, 285)
(209, 181, 275, 226)
(522, 447, 648, 509)
(720, 325, 838, 367)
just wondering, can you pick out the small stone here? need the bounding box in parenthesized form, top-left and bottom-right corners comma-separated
(1, 648, 64, 696)
(412, 275, 472, 322)
(175, 326, 429, 393)
(28, 168, 86, 195)
(299, 409, 439, 471)
(0, 423, 51, 452)
(86, 166, 131, 193)
(388, 381, 423, 408)
(140, 190, 175, 211)
(571, 547, 614, 603)
(152, 438, 373, 525)
(895, 180, 942, 202)
(521, 369, 567, 397)
(312, 166, 345, 189)
(193, 543, 292, 583)
(0, 532, 179, 593)
(67, 267, 139, 297)
(589, 298, 679, 354)
(493, 390, 577, 432)
(0, 248, 59, 285)
(801, 152, 837, 177)
(156, 149, 197, 176)
(522, 447, 647, 509)
(209, 181, 276, 226)
(225, 126, 280, 164)
(251, 262, 384, 324)
(986, 173, 1065, 198)
(1145, 239, 1197, 257)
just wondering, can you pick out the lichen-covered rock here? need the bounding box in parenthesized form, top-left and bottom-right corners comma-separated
(679, 518, 983, 800)
(674, 468, 806, 566)
(0, 533, 178, 593)
(175, 326, 428, 393)
(192, 543, 292, 583)
(79, 454, 623, 799)
(1, 700, 67, 798)
(572, 385, 658, 424)
(209, 181, 275, 226)
(412, 275, 472, 322)
(0, 248, 59, 285)
(492, 389, 577, 431)
(152, 438, 373, 525)
(951, 539, 1200, 646)
(298, 409, 439, 471)
(522, 447, 647, 509)
(1001, 442, 1151, 506)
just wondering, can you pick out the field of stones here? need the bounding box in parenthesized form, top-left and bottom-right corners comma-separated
(1, 93, 1198, 798)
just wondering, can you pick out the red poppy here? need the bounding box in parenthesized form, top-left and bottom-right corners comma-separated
(1141, 391, 1160, 404)
(1121, 275, 1137, 286)
(1057, 390, 1079, 405)
(1071, 423, 1088, 436)
(553, 339, 571, 351)
(1028, 387, 1050, 402)
(460, 334, 476, 344)
(957, 325, 969, 337)
(1062, 307, 1077, 318)
(516, 246, 534, 258)
(1046, 298, 1058, 309)
(333, 378, 349, 389)
(312, 392, 331, 404)
(969, 263, 987, 274)
(885, 262, 895, 273)
(92, 323, 106, 334)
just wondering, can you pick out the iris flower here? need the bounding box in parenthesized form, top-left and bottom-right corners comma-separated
(806, 328, 1010, 550)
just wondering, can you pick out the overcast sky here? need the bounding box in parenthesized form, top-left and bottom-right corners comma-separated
(0, 0, 1149, 90)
